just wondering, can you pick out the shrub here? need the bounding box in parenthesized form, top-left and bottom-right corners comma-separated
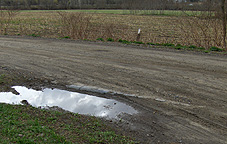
(163, 43, 175, 47)
(97, 38, 104, 41)
(176, 44, 183, 47)
(197, 47, 205, 50)
(131, 41, 144, 44)
(189, 45, 197, 49)
(155, 43, 162, 46)
(209, 47, 223, 52)
(118, 39, 123, 42)
(118, 39, 131, 44)
(58, 12, 92, 40)
(63, 36, 70, 39)
(174, 45, 187, 50)
(107, 38, 114, 42)
(147, 42, 155, 45)
(175, 47, 182, 50)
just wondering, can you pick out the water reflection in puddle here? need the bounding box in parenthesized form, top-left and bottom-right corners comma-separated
(0, 86, 137, 119)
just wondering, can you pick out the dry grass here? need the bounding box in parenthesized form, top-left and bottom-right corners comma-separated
(0, 10, 225, 49)
(178, 17, 224, 49)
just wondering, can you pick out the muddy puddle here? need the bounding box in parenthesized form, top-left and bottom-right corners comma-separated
(0, 86, 137, 119)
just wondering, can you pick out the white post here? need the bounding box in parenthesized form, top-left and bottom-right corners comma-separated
(138, 28, 141, 35)
(136, 28, 141, 41)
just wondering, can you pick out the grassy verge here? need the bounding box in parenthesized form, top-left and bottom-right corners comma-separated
(0, 103, 135, 143)
(0, 71, 136, 143)
(101, 38, 225, 53)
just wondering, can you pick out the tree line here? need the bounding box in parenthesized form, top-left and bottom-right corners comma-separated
(0, 0, 220, 10)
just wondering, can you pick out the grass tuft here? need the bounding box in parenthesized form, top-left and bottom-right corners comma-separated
(210, 46, 223, 52)
(62, 36, 71, 39)
(189, 45, 197, 49)
(97, 38, 104, 41)
(118, 39, 131, 44)
(163, 43, 175, 47)
(28, 33, 40, 37)
(131, 41, 145, 44)
(107, 38, 114, 42)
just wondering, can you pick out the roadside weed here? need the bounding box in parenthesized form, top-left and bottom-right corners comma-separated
(97, 38, 104, 41)
(210, 46, 223, 52)
(107, 38, 114, 42)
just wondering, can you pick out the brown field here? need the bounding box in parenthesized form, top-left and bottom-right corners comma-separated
(0, 10, 224, 49)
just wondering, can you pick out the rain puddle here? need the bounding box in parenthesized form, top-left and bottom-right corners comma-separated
(0, 86, 137, 119)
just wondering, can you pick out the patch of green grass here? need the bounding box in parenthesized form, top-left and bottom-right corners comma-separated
(0, 103, 136, 143)
(155, 43, 162, 46)
(221, 51, 227, 54)
(173, 44, 188, 50)
(118, 39, 145, 45)
(118, 39, 131, 44)
(21, 9, 126, 15)
(123, 10, 208, 16)
(176, 44, 183, 47)
(62, 36, 71, 39)
(189, 45, 197, 49)
(89, 131, 130, 143)
(197, 47, 205, 50)
(20, 9, 208, 17)
(119, 39, 225, 54)
(209, 46, 223, 52)
(163, 43, 175, 47)
(146, 42, 214, 53)
(147, 42, 155, 45)
(131, 41, 145, 44)
(96, 38, 104, 41)
(174, 47, 182, 50)
(107, 38, 114, 42)
(28, 33, 40, 37)
(147, 42, 175, 47)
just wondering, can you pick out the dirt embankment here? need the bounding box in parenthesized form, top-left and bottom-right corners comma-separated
(0, 36, 227, 144)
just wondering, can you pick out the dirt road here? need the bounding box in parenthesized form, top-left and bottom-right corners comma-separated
(0, 36, 227, 143)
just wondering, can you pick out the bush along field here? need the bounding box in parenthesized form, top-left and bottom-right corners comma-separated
(0, 71, 137, 144)
(0, 10, 226, 53)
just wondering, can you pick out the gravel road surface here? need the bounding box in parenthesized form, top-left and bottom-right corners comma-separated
(0, 36, 226, 143)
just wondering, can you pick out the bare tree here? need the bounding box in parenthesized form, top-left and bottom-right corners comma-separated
(78, 0, 81, 9)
